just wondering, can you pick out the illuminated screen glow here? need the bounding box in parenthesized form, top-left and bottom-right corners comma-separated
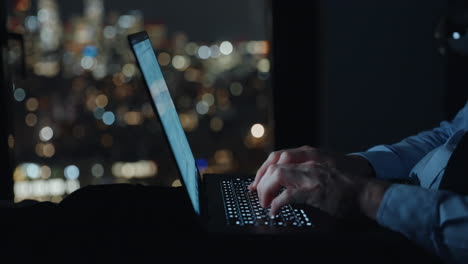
(132, 38, 200, 215)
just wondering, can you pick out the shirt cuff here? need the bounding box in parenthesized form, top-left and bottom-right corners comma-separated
(376, 184, 438, 251)
(351, 150, 408, 180)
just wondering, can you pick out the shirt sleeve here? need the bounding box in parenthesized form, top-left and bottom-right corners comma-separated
(377, 184, 468, 264)
(353, 102, 468, 180)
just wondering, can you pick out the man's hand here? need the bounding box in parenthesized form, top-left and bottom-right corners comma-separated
(255, 161, 368, 217)
(250, 146, 390, 219)
(249, 146, 375, 192)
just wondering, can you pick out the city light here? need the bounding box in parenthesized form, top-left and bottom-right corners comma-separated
(26, 98, 39, 111)
(103, 25, 117, 39)
(118, 14, 136, 29)
(111, 160, 158, 179)
(251, 123, 265, 138)
(15, 0, 31, 12)
(220, 41, 233, 55)
(185, 42, 199, 56)
(197, 45, 211, 59)
(210, 117, 224, 132)
(37, 9, 51, 23)
(102, 111, 115, 125)
(64, 165, 80, 180)
(36, 143, 56, 158)
(210, 45, 221, 58)
(196, 101, 210, 115)
(122, 63, 136, 78)
(14, 178, 81, 200)
(35, 143, 43, 157)
(214, 149, 234, 165)
(37, 0, 62, 52)
(95, 94, 109, 108)
(202, 93, 215, 106)
(81, 56, 96, 70)
(25, 16, 39, 32)
(172, 55, 190, 71)
(196, 158, 209, 173)
(34, 61, 60, 77)
(246, 41, 269, 54)
(158, 52, 171, 66)
(123, 111, 143, 125)
(184, 68, 201, 82)
(82, 45, 98, 57)
(229, 82, 243, 96)
(13, 166, 26, 182)
(8, 135, 15, 149)
(172, 179, 182, 187)
(40, 165, 52, 179)
(13, 88, 26, 102)
(25, 163, 41, 179)
(93, 64, 107, 80)
(25, 113, 38, 127)
(91, 163, 105, 177)
(39, 126, 54, 141)
(257, 58, 270, 73)
(49, 178, 66, 196)
(179, 112, 199, 132)
(31, 180, 48, 197)
(66, 179, 81, 194)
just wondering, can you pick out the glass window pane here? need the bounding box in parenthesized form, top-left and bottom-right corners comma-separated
(7, 0, 272, 203)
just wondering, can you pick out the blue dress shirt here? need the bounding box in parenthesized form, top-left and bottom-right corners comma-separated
(355, 101, 468, 264)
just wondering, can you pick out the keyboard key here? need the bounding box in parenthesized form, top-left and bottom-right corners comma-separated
(222, 178, 314, 228)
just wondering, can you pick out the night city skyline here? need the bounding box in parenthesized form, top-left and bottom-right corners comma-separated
(6, 0, 273, 203)
(8, 0, 270, 41)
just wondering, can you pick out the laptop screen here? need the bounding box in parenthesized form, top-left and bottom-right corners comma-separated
(131, 34, 200, 215)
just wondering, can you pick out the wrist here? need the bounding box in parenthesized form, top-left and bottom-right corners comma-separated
(358, 179, 391, 220)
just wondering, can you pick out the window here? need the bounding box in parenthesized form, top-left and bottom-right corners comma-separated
(7, 0, 273, 202)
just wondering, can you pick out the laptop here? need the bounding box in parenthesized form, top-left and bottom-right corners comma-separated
(128, 31, 329, 234)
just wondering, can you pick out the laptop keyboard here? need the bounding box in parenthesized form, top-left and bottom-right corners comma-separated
(221, 178, 313, 227)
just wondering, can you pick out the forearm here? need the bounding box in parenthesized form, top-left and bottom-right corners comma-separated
(353, 121, 455, 181)
(369, 184, 468, 264)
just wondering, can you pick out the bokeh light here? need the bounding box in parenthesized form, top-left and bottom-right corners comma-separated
(39, 126, 54, 142)
(102, 111, 115, 125)
(64, 165, 80, 180)
(91, 163, 105, 178)
(251, 123, 265, 138)
(13, 88, 26, 102)
(220, 41, 233, 55)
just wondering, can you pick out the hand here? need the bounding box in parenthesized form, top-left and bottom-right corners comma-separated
(255, 161, 369, 217)
(249, 146, 375, 192)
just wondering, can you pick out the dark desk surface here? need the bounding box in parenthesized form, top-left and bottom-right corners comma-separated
(1, 184, 443, 264)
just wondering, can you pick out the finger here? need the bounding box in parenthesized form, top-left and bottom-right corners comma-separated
(269, 189, 296, 217)
(258, 164, 296, 209)
(249, 151, 282, 191)
(250, 147, 311, 191)
(257, 164, 282, 208)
